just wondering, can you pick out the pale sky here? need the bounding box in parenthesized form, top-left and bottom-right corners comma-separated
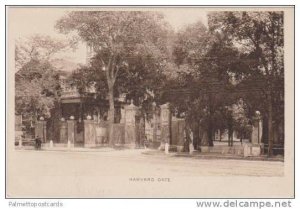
(8, 7, 207, 65)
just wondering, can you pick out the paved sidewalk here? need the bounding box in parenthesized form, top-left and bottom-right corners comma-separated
(15, 145, 132, 152)
(142, 150, 284, 162)
(15, 145, 284, 162)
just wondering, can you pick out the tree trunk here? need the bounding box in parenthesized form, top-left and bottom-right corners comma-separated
(227, 117, 233, 147)
(208, 101, 214, 147)
(193, 121, 200, 150)
(267, 92, 274, 156)
(140, 113, 146, 147)
(262, 114, 269, 144)
(184, 125, 191, 152)
(108, 84, 115, 146)
(228, 128, 233, 147)
(208, 121, 214, 147)
(273, 122, 279, 144)
(152, 107, 157, 142)
(228, 129, 230, 146)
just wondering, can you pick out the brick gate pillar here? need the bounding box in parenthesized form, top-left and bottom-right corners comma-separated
(67, 118, 76, 148)
(160, 103, 171, 152)
(59, 118, 67, 144)
(124, 100, 138, 147)
(152, 102, 159, 142)
(250, 111, 263, 156)
(84, 115, 96, 148)
(35, 117, 47, 143)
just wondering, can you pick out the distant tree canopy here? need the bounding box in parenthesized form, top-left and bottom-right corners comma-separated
(15, 35, 67, 119)
(15, 34, 73, 72)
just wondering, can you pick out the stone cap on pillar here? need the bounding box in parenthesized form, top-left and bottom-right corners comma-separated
(160, 103, 170, 110)
(152, 101, 156, 107)
(37, 117, 47, 124)
(125, 100, 138, 110)
(253, 110, 262, 121)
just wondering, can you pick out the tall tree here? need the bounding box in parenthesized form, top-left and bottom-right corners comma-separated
(15, 35, 69, 137)
(15, 34, 72, 72)
(15, 35, 69, 117)
(208, 11, 284, 155)
(56, 11, 171, 145)
(15, 59, 61, 120)
(167, 21, 240, 147)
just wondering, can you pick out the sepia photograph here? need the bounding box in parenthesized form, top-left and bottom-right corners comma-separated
(6, 6, 295, 198)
